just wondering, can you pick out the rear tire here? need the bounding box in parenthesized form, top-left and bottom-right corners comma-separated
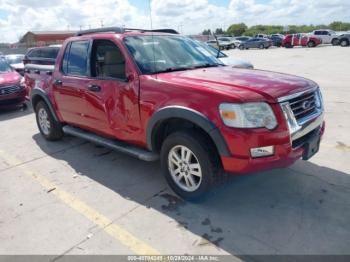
(331, 38, 339, 46)
(239, 45, 244, 50)
(160, 131, 221, 201)
(259, 44, 264, 49)
(35, 101, 63, 141)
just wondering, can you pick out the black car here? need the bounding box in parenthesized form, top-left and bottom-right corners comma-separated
(23, 46, 60, 66)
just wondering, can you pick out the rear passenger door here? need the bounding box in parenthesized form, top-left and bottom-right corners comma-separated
(53, 40, 92, 127)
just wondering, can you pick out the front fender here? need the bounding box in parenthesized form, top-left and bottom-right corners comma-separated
(146, 106, 230, 156)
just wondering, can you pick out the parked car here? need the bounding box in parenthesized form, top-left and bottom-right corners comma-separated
(217, 37, 241, 49)
(309, 29, 339, 45)
(5, 54, 25, 75)
(28, 27, 325, 200)
(239, 38, 273, 49)
(206, 39, 230, 50)
(337, 33, 350, 47)
(198, 42, 254, 69)
(282, 34, 322, 48)
(23, 46, 60, 66)
(0, 59, 27, 107)
(269, 35, 283, 47)
(255, 34, 268, 38)
(234, 36, 251, 42)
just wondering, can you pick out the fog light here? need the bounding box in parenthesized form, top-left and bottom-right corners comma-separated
(250, 146, 274, 158)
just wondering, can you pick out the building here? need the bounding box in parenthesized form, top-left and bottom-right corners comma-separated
(19, 31, 76, 47)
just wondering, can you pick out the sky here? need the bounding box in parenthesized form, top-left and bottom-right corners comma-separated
(0, 0, 349, 43)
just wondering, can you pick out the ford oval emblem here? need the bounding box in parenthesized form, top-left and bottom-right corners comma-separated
(302, 100, 311, 110)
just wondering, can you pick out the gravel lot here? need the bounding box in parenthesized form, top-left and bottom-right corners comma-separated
(0, 45, 349, 257)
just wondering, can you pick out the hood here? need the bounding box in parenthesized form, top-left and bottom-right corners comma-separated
(0, 71, 21, 86)
(219, 57, 254, 69)
(156, 66, 317, 103)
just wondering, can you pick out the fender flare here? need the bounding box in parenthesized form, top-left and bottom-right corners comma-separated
(31, 88, 59, 122)
(146, 106, 230, 156)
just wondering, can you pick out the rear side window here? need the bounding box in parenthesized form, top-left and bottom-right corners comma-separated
(41, 48, 59, 59)
(27, 49, 41, 58)
(62, 41, 90, 76)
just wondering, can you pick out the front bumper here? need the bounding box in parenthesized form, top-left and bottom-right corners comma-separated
(0, 87, 27, 105)
(219, 90, 325, 174)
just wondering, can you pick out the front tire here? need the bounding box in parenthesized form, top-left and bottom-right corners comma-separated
(259, 44, 264, 49)
(340, 39, 349, 47)
(160, 131, 221, 200)
(239, 45, 244, 50)
(35, 101, 63, 141)
(307, 41, 315, 48)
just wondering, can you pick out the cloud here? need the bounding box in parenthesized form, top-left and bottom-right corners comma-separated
(0, 0, 349, 43)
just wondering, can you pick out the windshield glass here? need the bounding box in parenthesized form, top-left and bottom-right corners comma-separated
(6, 55, 24, 64)
(198, 42, 226, 58)
(124, 35, 222, 74)
(0, 59, 13, 73)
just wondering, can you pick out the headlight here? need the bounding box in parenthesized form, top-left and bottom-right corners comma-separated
(219, 102, 277, 129)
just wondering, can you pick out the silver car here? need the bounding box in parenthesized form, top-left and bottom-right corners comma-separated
(198, 42, 254, 69)
(5, 54, 25, 75)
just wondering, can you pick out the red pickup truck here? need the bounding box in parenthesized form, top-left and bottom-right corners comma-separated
(282, 33, 322, 48)
(26, 27, 325, 200)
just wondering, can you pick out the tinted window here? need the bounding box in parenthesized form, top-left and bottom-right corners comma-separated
(314, 31, 321, 35)
(66, 41, 90, 76)
(28, 49, 41, 58)
(41, 48, 59, 59)
(91, 40, 125, 79)
(61, 43, 71, 74)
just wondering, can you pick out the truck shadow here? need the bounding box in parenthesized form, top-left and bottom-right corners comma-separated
(33, 134, 350, 256)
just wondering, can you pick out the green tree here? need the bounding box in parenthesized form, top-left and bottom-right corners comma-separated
(215, 28, 225, 35)
(226, 23, 248, 36)
(202, 29, 211, 35)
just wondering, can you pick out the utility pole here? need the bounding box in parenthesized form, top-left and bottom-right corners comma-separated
(100, 19, 104, 28)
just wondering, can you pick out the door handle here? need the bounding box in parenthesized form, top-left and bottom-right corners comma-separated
(87, 84, 101, 92)
(54, 79, 62, 86)
(34, 69, 40, 74)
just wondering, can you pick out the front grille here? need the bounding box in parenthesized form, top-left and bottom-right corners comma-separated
(0, 85, 23, 96)
(288, 91, 317, 121)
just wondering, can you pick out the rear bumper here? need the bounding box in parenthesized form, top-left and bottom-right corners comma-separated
(220, 120, 325, 175)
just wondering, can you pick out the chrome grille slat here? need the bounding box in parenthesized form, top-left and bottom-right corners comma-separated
(289, 94, 315, 106)
(288, 91, 317, 121)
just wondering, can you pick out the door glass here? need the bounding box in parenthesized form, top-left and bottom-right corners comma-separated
(91, 40, 126, 80)
(66, 41, 90, 76)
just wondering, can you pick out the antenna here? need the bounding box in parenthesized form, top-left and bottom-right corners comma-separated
(148, 0, 157, 77)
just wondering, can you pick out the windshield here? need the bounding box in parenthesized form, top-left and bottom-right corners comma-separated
(124, 35, 222, 74)
(199, 43, 227, 58)
(6, 55, 24, 64)
(0, 59, 13, 73)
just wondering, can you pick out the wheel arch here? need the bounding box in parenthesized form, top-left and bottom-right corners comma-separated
(146, 106, 230, 157)
(31, 88, 59, 122)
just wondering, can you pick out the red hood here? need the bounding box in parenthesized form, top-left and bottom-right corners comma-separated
(156, 67, 317, 103)
(0, 71, 21, 86)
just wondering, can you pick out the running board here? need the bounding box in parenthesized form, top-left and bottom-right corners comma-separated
(62, 126, 159, 161)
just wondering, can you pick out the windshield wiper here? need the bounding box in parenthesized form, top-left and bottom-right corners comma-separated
(154, 67, 193, 73)
(192, 63, 221, 69)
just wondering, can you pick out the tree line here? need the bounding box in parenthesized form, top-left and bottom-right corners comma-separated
(202, 21, 350, 36)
